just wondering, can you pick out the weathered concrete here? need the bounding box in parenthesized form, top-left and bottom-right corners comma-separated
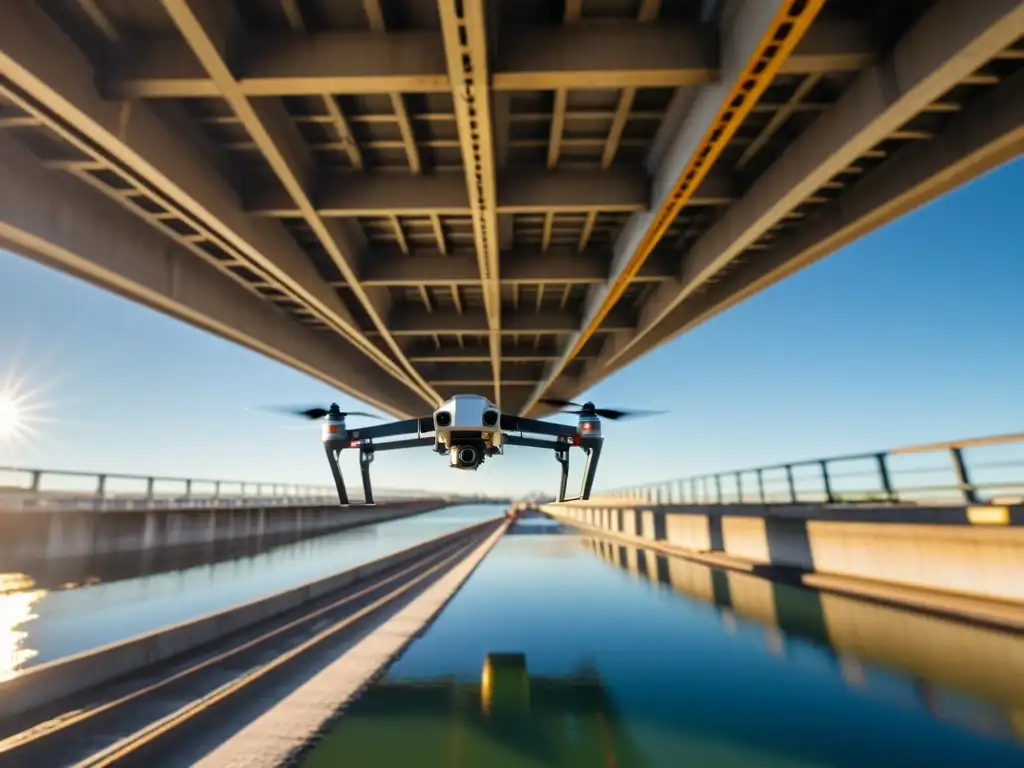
(0, 517, 502, 719)
(0, 500, 447, 562)
(539, 501, 1024, 617)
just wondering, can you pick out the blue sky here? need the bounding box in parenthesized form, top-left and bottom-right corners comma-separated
(0, 157, 1021, 497)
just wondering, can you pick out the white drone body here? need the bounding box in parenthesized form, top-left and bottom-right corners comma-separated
(432, 395, 503, 470)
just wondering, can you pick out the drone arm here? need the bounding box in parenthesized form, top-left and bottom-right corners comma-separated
(500, 415, 577, 438)
(348, 416, 434, 441)
(361, 436, 435, 452)
(503, 434, 566, 450)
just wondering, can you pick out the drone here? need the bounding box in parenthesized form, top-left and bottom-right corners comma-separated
(273, 394, 663, 506)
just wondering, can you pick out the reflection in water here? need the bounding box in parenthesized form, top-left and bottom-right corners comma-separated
(0, 588, 45, 680)
(303, 530, 1024, 767)
(304, 653, 649, 767)
(579, 535, 1024, 746)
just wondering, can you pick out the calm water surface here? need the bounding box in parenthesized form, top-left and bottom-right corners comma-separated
(0, 503, 504, 675)
(304, 520, 1024, 767)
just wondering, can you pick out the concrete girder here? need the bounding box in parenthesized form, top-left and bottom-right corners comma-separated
(155, 0, 440, 407)
(523, 0, 825, 414)
(0, 131, 425, 418)
(583, 65, 1024, 387)
(601, 0, 1024, 370)
(436, 0, 502, 407)
(0, 1, 419, 396)
(244, 169, 735, 218)
(418, 362, 548, 386)
(405, 338, 605, 363)
(383, 308, 636, 336)
(357, 246, 679, 287)
(103, 21, 875, 98)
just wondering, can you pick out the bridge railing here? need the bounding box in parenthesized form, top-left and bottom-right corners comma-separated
(0, 466, 446, 511)
(594, 433, 1024, 506)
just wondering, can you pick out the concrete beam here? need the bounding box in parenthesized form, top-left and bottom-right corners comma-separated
(418, 362, 547, 385)
(359, 245, 680, 287)
(245, 168, 677, 218)
(102, 21, 874, 97)
(590, 66, 1024, 385)
(0, 1, 415, 389)
(156, 0, 439, 406)
(437, 0, 502, 407)
(523, 0, 821, 414)
(406, 338, 603, 363)
(0, 132, 426, 418)
(609, 0, 1024, 367)
(384, 307, 635, 336)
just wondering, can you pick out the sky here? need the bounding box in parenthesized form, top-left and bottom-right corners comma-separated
(0, 156, 1022, 498)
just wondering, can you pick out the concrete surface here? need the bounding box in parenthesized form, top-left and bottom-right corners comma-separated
(0, 516, 502, 718)
(0, 500, 447, 561)
(539, 501, 1024, 614)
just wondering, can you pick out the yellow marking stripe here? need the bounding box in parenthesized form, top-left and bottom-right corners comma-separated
(533, 0, 826, 408)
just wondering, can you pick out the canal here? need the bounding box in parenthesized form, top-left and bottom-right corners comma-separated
(301, 518, 1024, 767)
(0, 503, 506, 675)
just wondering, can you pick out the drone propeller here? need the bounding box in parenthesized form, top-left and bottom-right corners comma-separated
(538, 398, 666, 421)
(263, 405, 380, 421)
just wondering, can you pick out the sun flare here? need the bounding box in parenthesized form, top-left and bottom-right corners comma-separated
(0, 395, 22, 437)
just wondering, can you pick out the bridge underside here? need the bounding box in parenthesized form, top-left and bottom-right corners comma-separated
(0, 0, 1021, 418)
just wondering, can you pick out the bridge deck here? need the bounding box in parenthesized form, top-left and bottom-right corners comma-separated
(0, 1, 1021, 416)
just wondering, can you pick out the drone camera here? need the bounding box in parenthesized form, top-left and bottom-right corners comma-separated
(451, 444, 483, 470)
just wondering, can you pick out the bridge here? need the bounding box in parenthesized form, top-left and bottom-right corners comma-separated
(0, 433, 1019, 764)
(0, 0, 1020, 418)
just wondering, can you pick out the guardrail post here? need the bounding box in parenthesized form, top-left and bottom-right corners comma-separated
(875, 453, 894, 501)
(30, 470, 41, 492)
(820, 460, 834, 503)
(213, 481, 221, 498)
(185, 479, 192, 497)
(784, 465, 796, 503)
(146, 477, 154, 499)
(714, 474, 722, 504)
(735, 472, 743, 503)
(949, 447, 979, 504)
(756, 469, 765, 502)
(96, 474, 106, 497)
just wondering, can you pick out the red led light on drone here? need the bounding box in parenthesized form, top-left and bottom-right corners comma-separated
(581, 422, 593, 432)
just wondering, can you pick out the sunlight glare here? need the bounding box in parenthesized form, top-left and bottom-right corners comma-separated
(0, 394, 21, 437)
(0, 588, 45, 681)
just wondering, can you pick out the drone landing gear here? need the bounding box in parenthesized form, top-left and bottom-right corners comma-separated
(326, 436, 434, 506)
(504, 434, 602, 502)
(554, 441, 602, 502)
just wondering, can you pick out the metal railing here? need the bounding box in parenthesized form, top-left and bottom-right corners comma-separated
(0, 466, 457, 512)
(596, 432, 1024, 506)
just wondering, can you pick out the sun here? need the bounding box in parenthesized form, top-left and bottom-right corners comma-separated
(0, 394, 20, 438)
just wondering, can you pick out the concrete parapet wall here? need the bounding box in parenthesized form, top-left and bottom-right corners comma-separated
(0, 499, 448, 562)
(0, 517, 503, 719)
(540, 502, 1024, 607)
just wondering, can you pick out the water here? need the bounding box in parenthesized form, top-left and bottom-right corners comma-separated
(0, 503, 505, 676)
(303, 522, 1024, 767)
